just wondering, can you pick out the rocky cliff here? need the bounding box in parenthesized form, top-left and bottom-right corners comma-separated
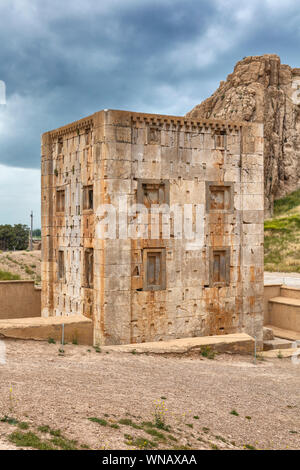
(187, 54, 300, 216)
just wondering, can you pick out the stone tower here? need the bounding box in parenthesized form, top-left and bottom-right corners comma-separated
(42, 109, 264, 346)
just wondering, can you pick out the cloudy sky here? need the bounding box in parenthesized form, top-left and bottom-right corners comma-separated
(0, 0, 300, 227)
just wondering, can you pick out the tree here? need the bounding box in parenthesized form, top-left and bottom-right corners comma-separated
(0, 224, 29, 251)
(32, 228, 41, 238)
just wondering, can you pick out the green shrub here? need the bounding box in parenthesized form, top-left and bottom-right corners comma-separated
(200, 346, 216, 360)
(0, 270, 20, 281)
(88, 417, 107, 426)
(274, 188, 300, 216)
(8, 431, 54, 450)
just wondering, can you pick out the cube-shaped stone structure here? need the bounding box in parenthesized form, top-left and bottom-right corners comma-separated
(41, 109, 264, 346)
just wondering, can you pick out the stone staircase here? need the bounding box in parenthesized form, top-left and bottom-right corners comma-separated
(267, 286, 300, 333)
(263, 326, 300, 355)
(264, 286, 300, 353)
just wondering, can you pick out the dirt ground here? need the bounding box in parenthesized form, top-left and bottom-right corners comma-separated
(0, 339, 299, 451)
(0, 250, 41, 283)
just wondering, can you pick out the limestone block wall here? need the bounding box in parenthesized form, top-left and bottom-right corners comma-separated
(42, 109, 264, 347)
(41, 114, 96, 325)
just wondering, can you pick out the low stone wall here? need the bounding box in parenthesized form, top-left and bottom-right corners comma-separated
(0, 281, 292, 340)
(0, 281, 41, 320)
(0, 315, 93, 346)
(269, 299, 300, 332)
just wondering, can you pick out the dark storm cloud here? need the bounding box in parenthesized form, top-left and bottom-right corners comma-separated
(0, 0, 300, 170)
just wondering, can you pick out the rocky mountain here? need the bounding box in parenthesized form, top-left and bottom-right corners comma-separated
(187, 54, 300, 216)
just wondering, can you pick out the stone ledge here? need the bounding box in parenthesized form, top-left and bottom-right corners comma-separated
(102, 333, 255, 355)
(0, 280, 36, 285)
(261, 348, 300, 359)
(265, 325, 300, 341)
(269, 296, 300, 307)
(0, 315, 93, 346)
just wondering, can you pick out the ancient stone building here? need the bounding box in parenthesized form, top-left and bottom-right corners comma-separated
(41, 109, 264, 346)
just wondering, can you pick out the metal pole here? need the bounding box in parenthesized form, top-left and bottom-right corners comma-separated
(254, 335, 257, 364)
(62, 323, 65, 346)
(30, 211, 33, 251)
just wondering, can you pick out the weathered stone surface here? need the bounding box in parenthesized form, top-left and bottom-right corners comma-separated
(261, 347, 299, 359)
(263, 326, 274, 341)
(265, 324, 300, 341)
(187, 54, 300, 216)
(0, 315, 93, 345)
(263, 337, 293, 351)
(102, 333, 255, 355)
(41, 109, 264, 347)
(0, 281, 41, 320)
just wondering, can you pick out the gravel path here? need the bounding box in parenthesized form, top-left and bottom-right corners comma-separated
(0, 339, 299, 450)
(265, 272, 300, 287)
(0, 439, 17, 450)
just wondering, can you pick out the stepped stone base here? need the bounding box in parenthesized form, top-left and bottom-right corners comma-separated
(263, 337, 294, 351)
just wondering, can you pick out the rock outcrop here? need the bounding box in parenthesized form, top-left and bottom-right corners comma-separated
(187, 54, 300, 216)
